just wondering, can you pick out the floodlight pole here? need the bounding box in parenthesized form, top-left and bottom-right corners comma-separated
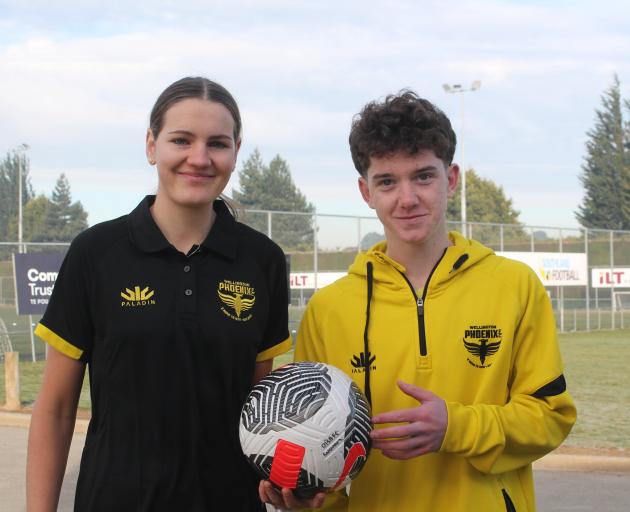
(442, 81, 481, 237)
(16, 144, 30, 254)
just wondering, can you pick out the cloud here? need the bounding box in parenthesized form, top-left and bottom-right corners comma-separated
(1, 0, 629, 230)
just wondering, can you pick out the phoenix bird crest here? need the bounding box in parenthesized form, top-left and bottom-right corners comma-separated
(218, 290, 255, 318)
(463, 338, 501, 366)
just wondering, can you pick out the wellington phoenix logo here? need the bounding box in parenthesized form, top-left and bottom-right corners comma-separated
(463, 325, 502, 368)
(121, 286, 155, 307)
(218, 279, 255, 321)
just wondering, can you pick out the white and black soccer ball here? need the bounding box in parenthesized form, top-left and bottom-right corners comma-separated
(239, 362, 372, 497)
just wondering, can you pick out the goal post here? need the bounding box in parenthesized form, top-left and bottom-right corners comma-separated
(0, 318, 14, 362)
(612, 291, 630, 312)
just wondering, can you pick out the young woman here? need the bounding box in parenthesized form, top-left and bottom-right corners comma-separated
(26, 77, 292, 512)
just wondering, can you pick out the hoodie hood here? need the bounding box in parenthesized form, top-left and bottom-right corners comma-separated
(349, 231, 494, 290)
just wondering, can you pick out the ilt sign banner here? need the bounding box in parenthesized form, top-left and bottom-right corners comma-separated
(591, 268, 630, 288)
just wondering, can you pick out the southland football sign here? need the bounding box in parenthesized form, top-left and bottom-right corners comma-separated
(497, 252, 588, 287)
(12, 252, 65, 315)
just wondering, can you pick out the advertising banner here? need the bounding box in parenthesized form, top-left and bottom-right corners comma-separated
(12, 252, 65, 315)
(290, 272, 346, 289)
(591, 267, 630, 288)
(291, 252, 589, 289)
(497, 251, 588, 286)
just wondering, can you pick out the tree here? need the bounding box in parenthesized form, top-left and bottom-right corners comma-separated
(447, 169, 524, 244)
(447, 169, 521, 225)
(49, 174, 89, 241)
(576, 75, 630, 230)
(0, 149, 34, 240)
(8, 195, 55, 243)
(6, 174, 88, 243)
(232, 150, 315, 250)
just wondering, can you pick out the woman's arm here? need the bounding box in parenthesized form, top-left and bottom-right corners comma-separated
(26, 347, 86, 512)
(252, 359, 273, 385)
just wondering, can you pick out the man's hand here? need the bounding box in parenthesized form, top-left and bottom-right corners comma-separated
(259, 480, 326, 510)
(370, 380, 447, 460)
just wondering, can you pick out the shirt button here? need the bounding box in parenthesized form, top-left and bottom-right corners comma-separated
(185, 289, 193, 296)
(183, 265, 191, 273)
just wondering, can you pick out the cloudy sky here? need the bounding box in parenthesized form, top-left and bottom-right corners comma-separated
(1, 0, 629, 238)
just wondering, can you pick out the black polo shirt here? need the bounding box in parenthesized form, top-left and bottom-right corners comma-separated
(35, 195, 291, 511)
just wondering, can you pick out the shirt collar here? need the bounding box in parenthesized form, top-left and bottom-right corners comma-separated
(128, 195, 238, 260)
(200, 199, 238, 260)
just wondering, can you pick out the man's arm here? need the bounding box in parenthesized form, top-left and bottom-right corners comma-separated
(439, 270, 576, 474)
(373, 269, 576, 473)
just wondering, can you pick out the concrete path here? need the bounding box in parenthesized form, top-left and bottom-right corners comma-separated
(2, 411, 630, 511)
(0, 423, 83, 512)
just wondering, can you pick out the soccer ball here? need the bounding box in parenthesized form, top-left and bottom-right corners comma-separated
(239, 361, 372, 497)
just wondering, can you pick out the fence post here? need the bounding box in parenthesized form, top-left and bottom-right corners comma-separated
(559, 230, 564, 333)
(313, 214, 318, 290)
(4, 352, 20, 410)
(584, 228, 590, 332)
(609, 230, 615, 330)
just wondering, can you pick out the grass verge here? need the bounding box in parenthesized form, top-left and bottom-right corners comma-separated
(2, 329, 629, 451)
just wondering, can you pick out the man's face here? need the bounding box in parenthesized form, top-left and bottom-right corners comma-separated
(358, 150, 459, 250)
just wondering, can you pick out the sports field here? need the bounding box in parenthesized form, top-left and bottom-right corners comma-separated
(1, 322, 629, 451)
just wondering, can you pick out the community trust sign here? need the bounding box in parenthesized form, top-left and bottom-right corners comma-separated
(12, 252, 65, 315)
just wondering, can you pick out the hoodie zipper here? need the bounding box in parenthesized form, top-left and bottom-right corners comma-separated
(396, 250, 446, 357)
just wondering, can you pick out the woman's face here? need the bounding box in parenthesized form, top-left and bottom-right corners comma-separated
(146, 98, 240, 209)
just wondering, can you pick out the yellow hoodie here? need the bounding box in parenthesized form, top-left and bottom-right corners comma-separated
(295, 233, 576, 511)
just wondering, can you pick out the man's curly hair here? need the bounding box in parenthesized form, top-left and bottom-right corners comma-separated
(349, 90, 457, 176)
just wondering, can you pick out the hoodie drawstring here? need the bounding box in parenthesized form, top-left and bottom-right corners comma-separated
(364, 262, 373, 407)
(362, 251, 469, 407)
(451, 253, 469, 272)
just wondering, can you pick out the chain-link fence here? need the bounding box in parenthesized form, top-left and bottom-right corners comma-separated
(2, 213, 629, 361)
(237, 210, 630, 335)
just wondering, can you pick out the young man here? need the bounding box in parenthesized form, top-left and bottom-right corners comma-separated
(292, 91, 576, 511)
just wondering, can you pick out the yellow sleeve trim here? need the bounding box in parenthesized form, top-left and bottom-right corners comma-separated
(34, 323, 84, 360)
(257, 335, 292, 362)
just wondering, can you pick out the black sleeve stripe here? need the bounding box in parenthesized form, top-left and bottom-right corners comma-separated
(532, 374, 567, 398)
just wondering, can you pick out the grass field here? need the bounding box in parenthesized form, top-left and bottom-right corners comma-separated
(559, 329, 630, 449)
(2, 325, 629, 450)
(0, 305, 44, 360)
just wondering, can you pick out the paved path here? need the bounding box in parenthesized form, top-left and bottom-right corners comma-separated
(2, 412, 630, 511)
(0, 424, 82, 512)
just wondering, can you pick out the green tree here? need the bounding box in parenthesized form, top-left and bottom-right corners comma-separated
(49, 174, 88, 241)
(447, 168, 524, 245)
(232, 150, 315, 250)
(447, 169, 521, 225)
(0, 149, 34, 240)
(8, 195, 55, 243)
(576, 75, 630, 229)
(6, 175, 88, 242)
